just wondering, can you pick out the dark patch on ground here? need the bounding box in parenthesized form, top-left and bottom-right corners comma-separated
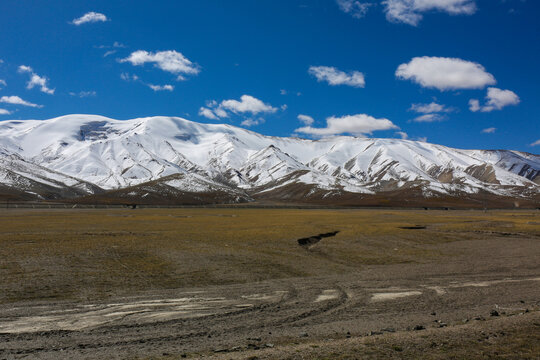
(399, 226, 427, 230)
(298, 231, 340, 247)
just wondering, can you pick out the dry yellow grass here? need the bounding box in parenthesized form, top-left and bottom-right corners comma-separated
(0, 208, 538, 303)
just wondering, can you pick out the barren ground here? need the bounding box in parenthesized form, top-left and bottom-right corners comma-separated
(0, 208, 539, 359)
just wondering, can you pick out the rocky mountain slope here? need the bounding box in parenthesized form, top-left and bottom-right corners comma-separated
(0, 115, 538, 206)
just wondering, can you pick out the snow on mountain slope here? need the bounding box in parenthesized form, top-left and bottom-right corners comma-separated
(0, 115, 538, 202)
(0, 150, 102, 199)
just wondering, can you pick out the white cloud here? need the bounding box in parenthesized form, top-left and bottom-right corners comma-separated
(383, 0, 477, 26)
(148, 84, 174, 92)
(220, 95, 277, 115)
(396, 56, 495, 91)
(396, 131, 409, 139)
(120, 73, 139, 81)
(0, 108, 12, 115)
(214, 107, 228, 118)
(468, 99, 481, 112)
(470, 87, 520, 112)
(104, 50, 117, 57)
(413, 113, 445, 122)
(0, 79, 6, 88)
(120, 50, 199, 79)
(481, 127, 496, 134)
(410, 102, 452, 113)
(18, 65, 55, 94)
(295, 114, 398, 137)
(297, 114, 315, 126)
(280, 89, 287, 95)
(336, 0, 374, 18)
(69, 91, 96, 98)
(417, 136, 428, 142)
(241, 118, 265, 127)
(200, 95, 277, 123)
(198, 107, 219, 120)
(0, 95, 42, 108)
(71, 12, 108, 25)
(309, 66, 365, 88)
(530, 139, 540, 147)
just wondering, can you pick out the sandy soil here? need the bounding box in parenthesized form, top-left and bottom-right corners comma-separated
(0, 209, 539, 359)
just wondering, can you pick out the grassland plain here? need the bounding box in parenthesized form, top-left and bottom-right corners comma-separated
(0, 208, 539, 359)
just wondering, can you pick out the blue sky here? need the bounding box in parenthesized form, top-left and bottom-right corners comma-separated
(0, 0, 538, 152)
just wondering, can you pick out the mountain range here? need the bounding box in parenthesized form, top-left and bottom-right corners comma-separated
(0, 115, 538, 207)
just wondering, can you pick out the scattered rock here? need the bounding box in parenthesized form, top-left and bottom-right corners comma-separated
(300, 332, 309, 337)
(382, 328, 396, 333)
(431, 312, 436, 316)
(247, 337, 261, 342)
(490, 310, 500, 317)
(264, 343, 274, 348)
(413, 325, 425, 331)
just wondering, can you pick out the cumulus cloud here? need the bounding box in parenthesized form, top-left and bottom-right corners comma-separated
(481, 127, 496, 134)
(309, 66, 365, 88)
(531, 139, 540, 147)
(148, 84, 174, 92)
(18, 65, 55, 94)
(383, 0, 477, 26)
(396, 56, 495, 91)
(0, 108, 12, 115)
(413, 113, 445, 122)
(410, 102, 452, 113)
(71, 12, 108, 25)
(198, 107, 219, 120)
(468, 99, 481, 112)
(336, 0, 374, 18)
(199, 95, 279, 125)
(470, 87, 520, 112)
(396, 131, 409, 139)
(0, 95, 42, 108)
(297, 114, 315, 126)
(241, 118, 265, 127)
(69, 91, 96, 98)
(120, 50, 199, 80)
(220, 95, 278, 115)
(295, 114, 398, 137)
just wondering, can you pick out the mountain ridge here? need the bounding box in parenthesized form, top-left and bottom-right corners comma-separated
(0, 115, 538, 206)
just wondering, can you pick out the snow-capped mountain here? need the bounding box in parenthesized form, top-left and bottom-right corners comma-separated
(0, 115, 538, 205)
